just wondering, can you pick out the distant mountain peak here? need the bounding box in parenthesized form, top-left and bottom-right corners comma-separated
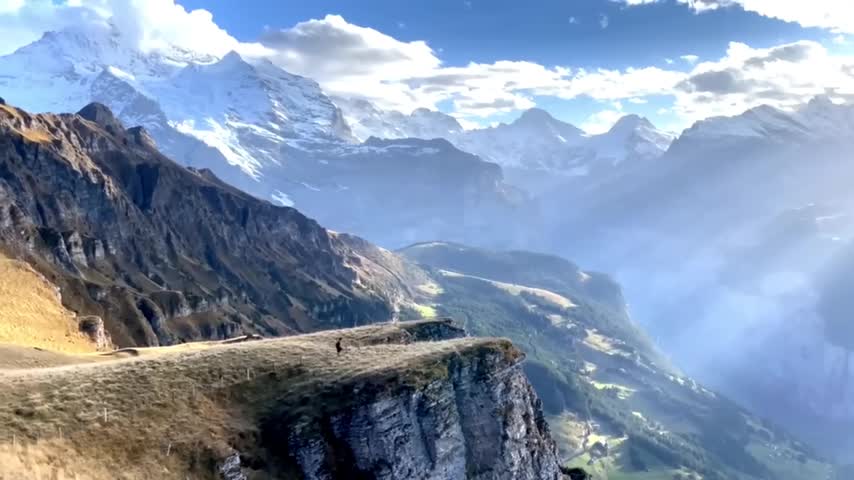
(608, 114, 656, 135)
(515, 107, 558, 126)
(77, 102, 124, 135)
(806, 94, 836, 109)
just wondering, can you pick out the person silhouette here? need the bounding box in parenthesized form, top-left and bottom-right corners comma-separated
(336, 337, 343, 356)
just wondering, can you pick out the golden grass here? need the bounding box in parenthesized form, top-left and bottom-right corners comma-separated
(0, 255, 96, 354)
(583, 329, 622, 355)
(18, 128, 52, 144)
(0, 320, 517, 480)
(0, 439, 122, 480)
(415, 280, 444, 297)
(0, 345, 103, 370)
(439, 270, 576, 309)
(0, 104, 21, 119)
(589, 379, 636, 399)
(547, 412, 588, 456)
(412, 303, 438, 318)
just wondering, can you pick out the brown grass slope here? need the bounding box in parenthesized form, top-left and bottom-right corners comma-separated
(0, 319, 510, 480)
(0, 252, 96, 354)
(0, 101, 418, 347)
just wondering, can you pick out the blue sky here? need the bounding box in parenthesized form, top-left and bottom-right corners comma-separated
(2, 0, 854, 132)
(182, 0, 825, 69)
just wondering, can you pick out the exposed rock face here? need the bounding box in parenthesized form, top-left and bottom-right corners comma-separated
(218, 453, 247, 480)
(259, 334, 562, 480)
(77, 315, 112, 350)
(401, 317, 466, 342)
(0, 101, 414, 346)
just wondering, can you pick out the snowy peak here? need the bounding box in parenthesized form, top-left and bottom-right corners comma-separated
(678, 96, 854, 147)
(410, 108, 464, 136)
(1, 25, 356, 179)
(514, 107, 555, 125)
(607, 114, 655, 135)
(337, 97, 672, 176)
(510, 108, 584, 141)
(203, 50, 254, 74)
(586, 115, 674, 165)
(334, 98, 463, 142)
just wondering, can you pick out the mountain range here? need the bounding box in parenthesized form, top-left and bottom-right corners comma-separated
(337, 99, 676, 191)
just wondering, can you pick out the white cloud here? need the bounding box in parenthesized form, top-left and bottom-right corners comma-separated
(0, 0, 245, 57)
(599, 13, 610, 29)
(107, 0, 241, 55)
(581, 109, 625, 134)
(695, 1, 854, 33)
(542, 66, 685, 100)
(0, 0, 24, 14)
(625, 0, 854, 34)
(259, 14, 442, 112)
(834, 34, 848, 45)
(0, 0, 89, 54)
(568, 16, 579, 25)
(672, 40, 854, 123)
(619, 0, 660, 4)
(255, 15, 854, 126)
(256, 16, 686, 115)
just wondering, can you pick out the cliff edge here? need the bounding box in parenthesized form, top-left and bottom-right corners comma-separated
(0, 319, 564, 480)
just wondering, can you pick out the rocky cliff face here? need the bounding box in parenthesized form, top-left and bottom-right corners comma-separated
(0, 101, 415, 347)
(271, 339, 561, 480)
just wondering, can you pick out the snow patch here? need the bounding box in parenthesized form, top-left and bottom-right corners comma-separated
(271, 190, 294, 207)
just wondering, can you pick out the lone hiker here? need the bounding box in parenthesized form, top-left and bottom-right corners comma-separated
(336, 337, 343, 356)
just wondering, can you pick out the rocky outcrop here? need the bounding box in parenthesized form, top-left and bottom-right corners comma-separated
(238, 323, 564, 480)
(0, 101, 415, 347)
(77, 315, 112, 351)
(276, 347, 561, 480)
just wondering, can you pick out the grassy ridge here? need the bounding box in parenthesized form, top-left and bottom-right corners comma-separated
(0, 320, 514, 480)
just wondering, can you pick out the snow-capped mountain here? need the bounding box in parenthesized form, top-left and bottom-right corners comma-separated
(0, 24, 523, 248)
(453, 108, 589, 174)
(338, 101, 675, 181)
(675, 96, 854, 150)
(334, 96, 464, 141)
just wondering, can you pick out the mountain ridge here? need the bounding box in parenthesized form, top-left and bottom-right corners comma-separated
(0, 100, 418, 347)
(337, 100, 675, 187)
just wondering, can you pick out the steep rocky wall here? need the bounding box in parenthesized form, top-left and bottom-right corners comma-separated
(0, 101, 415, 347)
(255, 340, 563, 480)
